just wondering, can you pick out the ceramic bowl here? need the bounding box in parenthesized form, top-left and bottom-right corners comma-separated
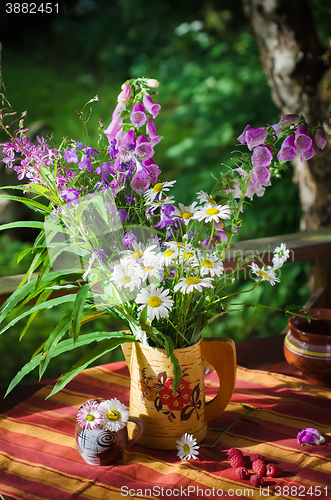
(284, 308, 331, 382)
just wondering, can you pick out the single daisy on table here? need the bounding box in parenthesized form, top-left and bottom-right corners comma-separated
(176, 433, 199, 461)
(144, 180, 176, 203)
(136, 284, 174, 322)
(199, 253, 224, 277)
(99, 398, 130, 432)
(272, 242, 290, 269)
(77, 400, 103, 430)
(193, 203, 231, 223)
(174, 276, 213, 294)
(249, 262, 280, 286)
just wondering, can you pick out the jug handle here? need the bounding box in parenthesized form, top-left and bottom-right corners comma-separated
(127, 416, 144, 446)
(200, 337, 236, 422)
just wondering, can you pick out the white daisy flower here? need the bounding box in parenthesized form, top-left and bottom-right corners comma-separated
(193, 203, 231, 223)
(174, 202, 198, 225)
(121, 241, 157, 264)
(111, 263, 142, 291)
(133, 328, 149, 346)
(99, 398, 130, 432)
(249, 262, 280, 286)
(157, 245, 181, 266)
(196, 190, 217, 206)
(136, 284, 174, 321)
(144, 180, 176, 202)
(272, 243, 290, 269)
(77, 400, 103, 430)
(176, 433, 199, 461)
(148, 195, 176, 212)
(200, 254, 224, 277)
(140, 255, 164, 282)
(174, 276, 213, 294)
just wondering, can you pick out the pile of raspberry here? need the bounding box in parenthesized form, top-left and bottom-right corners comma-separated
(228, 448, 281, 486)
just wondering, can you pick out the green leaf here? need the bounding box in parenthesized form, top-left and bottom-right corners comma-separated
(0, 221, 70, 234)
(170, 352, 181, 394)
(39, 316, 72, 379)
(19, 288, 53, 341)
(70, 283, 90, 343)
(0, 194, 52, 214)
(46, 333, 135, 398)
(5, 331, 135, 396)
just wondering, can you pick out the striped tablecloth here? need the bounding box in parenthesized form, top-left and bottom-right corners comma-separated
(0, 361, 331, 500)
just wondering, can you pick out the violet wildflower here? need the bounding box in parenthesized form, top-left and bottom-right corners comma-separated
(92, 248, 106, 264)
(123, 232, 137, 249)
(251, 145, 273, 167)
(130, 102, 147, 128)
(86, 147, 99, 160)
(125, 193, 136, 206)
(294, 124, 313, 153)
(119, 208, 129, 223)
(314, 128, 327, 150)
(154, 205, 176, 229)
(277, 135, 296, 162)
(61, 187, 82, 204)
(108, 138, 118, 160)
(95, 162, 114, 181)
(78, 155, 93, 173)
(64, 147, 79, 164)
(297, 427, 325, 445)
(143, 93, 161, 119)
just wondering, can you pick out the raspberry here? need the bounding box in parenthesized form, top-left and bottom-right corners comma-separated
(230, 454, 245, 468)
(250, 474, 264, 487)
(236, 467, 249, 480)
(266, 463, 281, 478)
(250, 453, 264, 462)
(252, 459, 266, 476)
(228, 447, 243, 458)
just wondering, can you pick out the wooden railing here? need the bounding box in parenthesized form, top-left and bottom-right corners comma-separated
(0, 228, 331, 311)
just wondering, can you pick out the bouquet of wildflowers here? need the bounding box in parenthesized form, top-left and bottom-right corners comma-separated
(0, 76, 327, 396)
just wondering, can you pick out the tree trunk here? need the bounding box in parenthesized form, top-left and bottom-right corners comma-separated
(242, 0, 331, 230)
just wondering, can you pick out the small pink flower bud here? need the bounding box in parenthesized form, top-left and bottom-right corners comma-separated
(314, 128, 326, 150)
(279, 114, 300, 127)
(323, 122, 331, 135)
(117, 83, 131, 102)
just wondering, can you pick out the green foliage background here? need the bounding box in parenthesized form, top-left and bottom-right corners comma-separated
(1, 0, 329, 388)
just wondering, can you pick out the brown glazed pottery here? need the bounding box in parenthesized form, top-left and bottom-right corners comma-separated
(284, 308, 331, 382)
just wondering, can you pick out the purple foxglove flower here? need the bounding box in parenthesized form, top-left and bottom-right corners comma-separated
(277, 135, 297, 162)
(323, 122, 331, 135)
(271, 122, 282, 137)
(314, 128, 326, 150)
(123, 232, 137, 249)
(130, 171, 150, 195)
(112, 101, 126, 120)
(251, 145, 273, 167)
(104, 114, 124, 144)
(251, 165, 271, 184)
(78, 155, 93, 173)
(146, 118, 163, 146)
(300, 146, 315, 162)
(117, 83, 131, 102)
(130, 102, 147, 128)
(95, 162, 114, 181)
(135, 135, 154, 159)
(143, 158, 161, 183)
(143, 93, 161, 119)
(120, 129, 136, 157)
(237, 125, 268, 150)
(64, 147, 79, 164)
(119, 208, 129, 223)
(297, 427, 325, 445)
(125, 193, 136, 206)
(279, 114, 300, 127)
(294, 124, 313, 153)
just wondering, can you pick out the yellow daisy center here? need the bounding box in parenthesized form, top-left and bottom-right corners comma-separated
(184, 252, 194, 259)
(183, 443, 191, 454)
(203, 259, 214, 268)
(185, 277, 200, 285)
(107, 409, 120, 421)
(164, 249, 175, 258)
(121, 275, 132, 283)
(86, 413, 95, 421)
(207, 196, 216, 205)
(144, 265, 154, 272)
(153, 182, 163, 193)
(206, 208, 219, 216)
(132, 249, 144, 259)
(258, 270, 269, 280)
(148, 296, 162, 308)
(181, 211, 193, 219)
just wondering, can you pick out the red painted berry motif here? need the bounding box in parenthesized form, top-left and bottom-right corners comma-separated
(250, 474, 264, 487)
(236, 467, 249, 480)
(252, 459, 266, 476)
(230, 454, 245, 468)
(266, 463, 281, 478)
(228, 448, 243, 458)
(249, 453, 264, 462)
